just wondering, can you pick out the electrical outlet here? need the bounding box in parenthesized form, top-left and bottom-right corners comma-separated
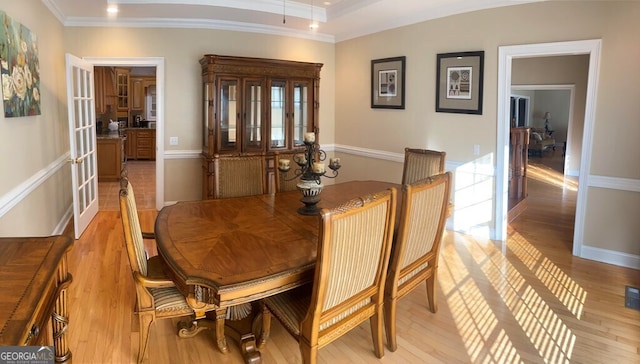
(169, 137, 178, 146)
(473, 144, 480, 156)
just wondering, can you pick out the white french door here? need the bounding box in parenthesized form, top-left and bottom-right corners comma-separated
(65, 53, 98, 239)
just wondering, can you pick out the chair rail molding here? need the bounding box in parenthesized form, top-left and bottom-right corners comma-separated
(0, 152, 69, 219)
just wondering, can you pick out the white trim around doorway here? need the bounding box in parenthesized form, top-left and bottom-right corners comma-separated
(84, 57, 165, 211)
(496, 39, 602, 259)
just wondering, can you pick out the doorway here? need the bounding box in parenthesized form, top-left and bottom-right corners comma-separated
(85, 57, 165, 211)
(496, 40, 601, 259)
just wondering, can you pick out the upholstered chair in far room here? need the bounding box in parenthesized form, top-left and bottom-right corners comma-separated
(213, 153, 267, 198)
(384, 172, 452, 352)
(401, 148, 446, 185)
(274, 149, 304, 192)
(119, 178, 216, 363)
(261, 188, 397, 363)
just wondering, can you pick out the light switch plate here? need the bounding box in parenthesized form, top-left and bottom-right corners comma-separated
(169, 137, 178, 146)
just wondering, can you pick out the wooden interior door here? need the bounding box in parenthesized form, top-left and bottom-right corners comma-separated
(65, 53, 98, 239)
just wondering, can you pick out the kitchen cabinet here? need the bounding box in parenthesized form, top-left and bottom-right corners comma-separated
(200, 55, 322, 199)
(94, 67, 115, 114)
(130, 77, 144, 110)
(125, 129, 156, 160)
(97, 137, 123, 182)
(125, 129, 136, 159)
(135, 129, 156, 160)
(115, 67, 130, 112)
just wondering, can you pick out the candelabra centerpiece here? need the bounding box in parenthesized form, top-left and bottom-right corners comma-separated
(277, 132, 341, 215)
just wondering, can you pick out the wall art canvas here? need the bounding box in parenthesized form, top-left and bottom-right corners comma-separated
(0, 11, 41, 117)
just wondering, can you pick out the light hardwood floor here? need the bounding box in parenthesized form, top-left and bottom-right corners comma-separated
(66, 158, 640, 363)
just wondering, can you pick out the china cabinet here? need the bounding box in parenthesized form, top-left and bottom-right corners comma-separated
(200, 55, 323, 199)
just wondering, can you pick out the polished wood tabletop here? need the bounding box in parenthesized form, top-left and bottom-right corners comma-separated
(154, 180, 398, 308)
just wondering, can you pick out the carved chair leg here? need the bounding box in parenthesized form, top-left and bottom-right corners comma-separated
(299, 339, 317, 364)
(384, 297, 398, 352)
(370, 310, 385, 359)
(425, 272, 438, 313)
(137, 313, 154, 364)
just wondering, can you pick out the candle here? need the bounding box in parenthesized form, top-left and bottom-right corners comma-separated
(278, 158, 290, 171)
(312, 162, 325, 174)
(329, 157, 340, 168)
(295, 154, 306, 165)
(304, 132, 315, 143)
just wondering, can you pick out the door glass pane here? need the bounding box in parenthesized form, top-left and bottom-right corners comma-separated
(293, 82, 308, 147)
(271, 81, 286, 148)
(220, 80, 237, 149)
(244, 81, 262, 149)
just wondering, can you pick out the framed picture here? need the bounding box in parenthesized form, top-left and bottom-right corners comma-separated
(0, 10, 41, 117)
(371, 56, 405, 109)
(436, 51, 484, 114)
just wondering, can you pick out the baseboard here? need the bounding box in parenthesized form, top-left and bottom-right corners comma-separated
(53, 205, 74, 236)
(580, 245, 640, 270)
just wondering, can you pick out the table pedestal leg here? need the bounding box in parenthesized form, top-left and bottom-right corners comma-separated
(178, 303, 267, 363)
(222, 303, 263, 364)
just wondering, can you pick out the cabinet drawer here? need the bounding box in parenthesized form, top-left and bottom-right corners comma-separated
(23, 277, 57, 346)
(137, 138, 154, 147)
(136, 148, 155, 159)
(136, 130, 154, 138)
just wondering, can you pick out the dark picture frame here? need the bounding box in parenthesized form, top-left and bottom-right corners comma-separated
(371, 56, 406, 109)
(436, 51, 484, 115)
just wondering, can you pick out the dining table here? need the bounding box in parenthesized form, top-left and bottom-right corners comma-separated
(154, 180, 400, 363)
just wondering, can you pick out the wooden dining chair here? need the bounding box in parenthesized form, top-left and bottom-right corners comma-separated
(119, 177, 215, 363)
(401, 148, 446, 185)
(213, 153, 267, 198)
(275, 150, 304, 192)
(261, 188, 397, 363)
(384, 172, 451, 352)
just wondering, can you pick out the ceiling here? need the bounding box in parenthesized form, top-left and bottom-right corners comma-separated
(42, 0, 543, 42)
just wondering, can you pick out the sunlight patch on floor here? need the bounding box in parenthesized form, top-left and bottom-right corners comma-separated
(440, 232, 586, 363)
(440, 241, 522, 363)
(528, 164, 578, 192)
(508, 232, 587, 318)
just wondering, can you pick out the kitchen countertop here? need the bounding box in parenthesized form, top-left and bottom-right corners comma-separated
(97, 131, 125, 140)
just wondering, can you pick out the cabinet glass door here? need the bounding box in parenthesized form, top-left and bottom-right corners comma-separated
(203, 82, 211, 149)
(116, 68, 129, 111)
(293, 81, 310, 147)
(243, 80, 263, 151)
(219, 79, 238, 151)
(270, 81, 286, 149)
